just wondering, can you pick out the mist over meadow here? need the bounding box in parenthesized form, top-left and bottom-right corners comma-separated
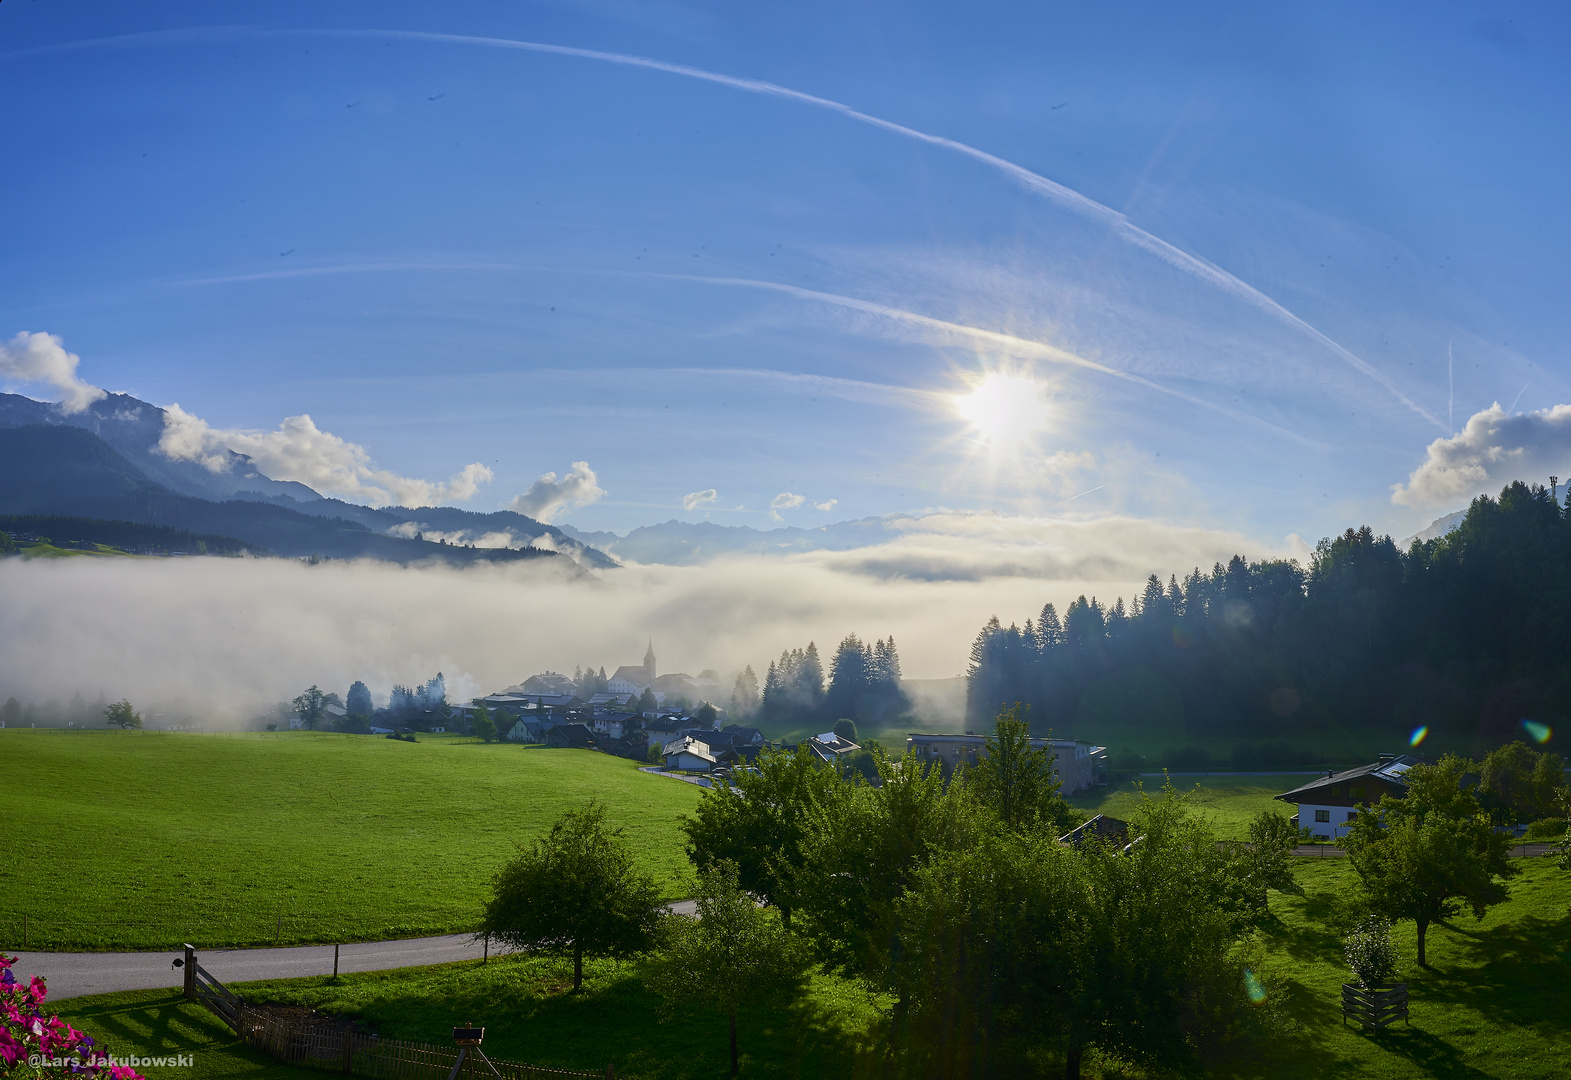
(0, 511, 1285, 718)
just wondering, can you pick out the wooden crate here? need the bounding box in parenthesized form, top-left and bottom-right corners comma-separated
(1341, 982, 1409, 1029)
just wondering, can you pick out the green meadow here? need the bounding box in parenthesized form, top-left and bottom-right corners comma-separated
(49, 859, 1570, 1080)
(1068, 774, 1312, 841)
(3, 730, 702, 950)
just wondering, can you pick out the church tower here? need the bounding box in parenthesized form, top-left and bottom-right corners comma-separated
(644, 639, 656, 682)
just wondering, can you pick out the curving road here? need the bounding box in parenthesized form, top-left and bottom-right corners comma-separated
(14, 901, 700, 1002)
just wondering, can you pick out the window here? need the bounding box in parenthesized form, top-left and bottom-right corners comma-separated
(1346, 811, 1358, 821)
(1350, 786, 1365, 799)
(1331, 786, 1340, 797)
(1314, 809, 1330, 823)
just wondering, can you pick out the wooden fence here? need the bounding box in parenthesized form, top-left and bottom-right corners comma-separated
(181, 945, 609, 1079)
(1341, 982, 1409, 1030)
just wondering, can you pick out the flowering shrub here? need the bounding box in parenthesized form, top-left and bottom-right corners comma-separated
(1, 954, 142, 1078)
(1343, 917, 1400, 988)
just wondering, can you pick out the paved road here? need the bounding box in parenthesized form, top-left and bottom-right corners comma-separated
(14, 901, 700, 1002)
(1288, 842, 1556, 859)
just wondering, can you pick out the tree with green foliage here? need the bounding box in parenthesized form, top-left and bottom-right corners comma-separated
(891, 782, 1259, 1080)
(694, 701, 718, 729)
(1344, 756, 1518, 966)
(291, 685, 325, 730)
(966, 705, 1078, 835)
(682, 745, 840, 927)
(795, 750, 979, 995)
(2, 697, 20, 726)
(483, 801, 660, 990)
(102, 699, 141, 729)
(832, 718, 858, 742)
(0, 531, 15, 557)
(1556, 789, 1571, 872)
(1477, 740, 1566, 825)
(644, 860, 810, 1076)
(729, 665, 759, 720)
(472, 702, 497, 743)
(637, 686, 658, 715)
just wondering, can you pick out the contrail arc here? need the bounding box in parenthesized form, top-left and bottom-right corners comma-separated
(3, 24, 1438, 426)
(675, 274, 1319, 447)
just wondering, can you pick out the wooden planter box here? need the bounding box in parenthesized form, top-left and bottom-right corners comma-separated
(1341, 982, 1409, 1029)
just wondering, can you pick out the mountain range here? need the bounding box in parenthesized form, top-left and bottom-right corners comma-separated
(0, 392, 614, 568)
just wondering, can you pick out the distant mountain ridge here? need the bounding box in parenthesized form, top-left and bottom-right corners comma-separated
(0, 392, 614, 569)
(556, 516, 908, 566)
(0, 425, 577, 567)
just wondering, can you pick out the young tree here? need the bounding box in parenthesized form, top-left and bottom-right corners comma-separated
(681, 745, 840, 926)
(694, 701, 718, 730)
(966, 706, 1076, 835)
(1477, 740, 1566, 825)
(637, 687, 658, 715)
(1344, 757, 1518, 966)
(483, 802, 660, 990)
(103, 699, 141, 729)
(472, 703, 497, 743)
(644, 861, 810, 1076)
(291, 685, 325, 730)
(832, 718, 858, 743)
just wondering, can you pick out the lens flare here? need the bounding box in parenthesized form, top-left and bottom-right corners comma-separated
(1521, 719, 1552, 744)
(1409, 726, 1428, 747)
(953, 373, 1052, 454)
(1244, 968, 1267, 1005)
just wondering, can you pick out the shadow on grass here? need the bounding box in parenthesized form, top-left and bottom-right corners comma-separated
(235, 954, 887, 1080)
(1341, 1027, 1499, 1080)
(55, 990, 320, 1079)
(1414, 910, 1571, 1032)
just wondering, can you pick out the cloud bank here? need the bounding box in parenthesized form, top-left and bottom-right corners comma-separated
(1392, 403, 1571, 508)
(509, 461, 606, 522)
(157, 404, 493, 506)
(0, 512, 1294, 715)
(0, 331, 106, 414)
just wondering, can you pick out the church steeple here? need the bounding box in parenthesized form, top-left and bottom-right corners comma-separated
(644, 638, 656, 681)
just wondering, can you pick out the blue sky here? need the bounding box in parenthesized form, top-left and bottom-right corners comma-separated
(4, 0, 1570, 543)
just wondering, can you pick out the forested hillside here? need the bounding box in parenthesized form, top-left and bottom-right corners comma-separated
(967, 481, 1571, 755)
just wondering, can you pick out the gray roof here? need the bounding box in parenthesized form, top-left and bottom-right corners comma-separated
(1274, 755, 1428, 803)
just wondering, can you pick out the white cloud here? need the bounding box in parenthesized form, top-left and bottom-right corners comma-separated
(1391, 402, 1571, 508)
(814, 499, 838, 512)
(769, 491, 805, 521)
(509, 461, 606, 522)
(157, 403, 493, 506)
(0, 331, 106, 414)
(682, 488, 719, 511)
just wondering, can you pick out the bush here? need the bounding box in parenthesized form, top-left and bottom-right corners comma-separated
(1344, 916, 1399, 987)
(1524, 817, 1567, 841)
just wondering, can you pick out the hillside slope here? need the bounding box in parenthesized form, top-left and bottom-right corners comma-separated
(0, 426, 566, 567)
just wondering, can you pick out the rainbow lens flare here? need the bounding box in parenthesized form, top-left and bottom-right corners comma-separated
(1521, 719, 1552, 744)
(1409, 726, 1428, 747)
(1244, 968, 1267, 1005)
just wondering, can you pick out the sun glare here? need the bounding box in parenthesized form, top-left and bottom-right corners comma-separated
(954, 373, 1052, 454)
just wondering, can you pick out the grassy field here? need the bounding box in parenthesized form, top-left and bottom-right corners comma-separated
(1068, 773, 1312, 841)
(3, 730, 702, 950)
(47, 858, 1570, 1079)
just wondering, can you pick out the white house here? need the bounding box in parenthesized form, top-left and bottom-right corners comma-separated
(662, 735, 718, 773)
(1274, 754, 1425, 841)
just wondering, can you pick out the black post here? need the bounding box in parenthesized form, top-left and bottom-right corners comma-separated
(333, 943, 339, 979)
(182, 944, 197, 999)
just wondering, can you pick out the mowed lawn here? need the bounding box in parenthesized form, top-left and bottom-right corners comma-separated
(48, 859, 1570, 1080)
(3, 730, 702, 950)
(1068, 773, 1311, 840)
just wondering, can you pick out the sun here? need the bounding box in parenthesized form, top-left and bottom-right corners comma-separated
(953, 372, 1052, 454)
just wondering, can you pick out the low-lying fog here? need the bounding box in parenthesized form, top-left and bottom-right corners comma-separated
(0, 514, 1298, 722)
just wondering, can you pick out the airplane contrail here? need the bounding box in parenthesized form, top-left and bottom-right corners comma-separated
(3, 24, 1442, 428)
(675, 274, 1320, 447)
